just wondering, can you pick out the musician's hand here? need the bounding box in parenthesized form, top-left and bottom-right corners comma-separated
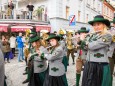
(36, 50, 41, 56)
(86, 41, 89, 45)
(28, 53, 32, 58)
(76, 45, 79, 49)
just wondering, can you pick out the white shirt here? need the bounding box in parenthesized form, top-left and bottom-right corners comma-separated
(9, 36, 16, 48)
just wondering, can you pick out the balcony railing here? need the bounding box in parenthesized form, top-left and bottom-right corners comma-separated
(0, 10, 49, 22)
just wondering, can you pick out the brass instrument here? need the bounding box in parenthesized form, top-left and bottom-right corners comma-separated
(26, 29, 31, 37)
(40, 31, 49, 47)
(45, 46, 53, 49)
(25, 29, 31, 43)
(66, 31, 74, 49)
(85, 30, 101, 37)
(84, 30, 102, 42)
(59, 29, 65, 35)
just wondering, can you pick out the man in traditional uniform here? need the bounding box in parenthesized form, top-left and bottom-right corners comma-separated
(22, 31, 37, 84)
(66, 31, 75, 65)
(58, 29, 68, 72)
(73, 27, 89, 86)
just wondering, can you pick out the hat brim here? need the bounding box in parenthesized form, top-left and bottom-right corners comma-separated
(58, 35, 64, 39)
(29, 37, 41, 43)
(88, 19, 110, 27)
(46, 36, 60, 41)
(78, 30, 89, 33)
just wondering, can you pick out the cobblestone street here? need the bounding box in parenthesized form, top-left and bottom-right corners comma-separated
(5, 56, 115, 86)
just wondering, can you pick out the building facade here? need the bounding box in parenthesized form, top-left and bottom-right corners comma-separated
(49, 0, 103, 31)
(0, 0, 105, 32)
(102, 0, 115, 21)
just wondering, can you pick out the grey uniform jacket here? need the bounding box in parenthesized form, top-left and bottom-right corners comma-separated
(107, 42, 115, 58)
(60, 40, 67, 56)
(44, 45, 65, 76)
(0, 40, 5, 86)
(86, 33, 112, 63)
(32, 46, 48, 73)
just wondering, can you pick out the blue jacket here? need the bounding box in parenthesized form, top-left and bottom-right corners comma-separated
(16, 36, 24, 48)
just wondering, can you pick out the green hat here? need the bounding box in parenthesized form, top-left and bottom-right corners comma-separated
(46, 33, 60, 41)
(88, 15, 110, 27)
(58, 34, 64, 40)
(29, 35, 41, 43)
(111, 17, 115, 24)
(78, 27, 89, 33)
(29, 31, 37, 36)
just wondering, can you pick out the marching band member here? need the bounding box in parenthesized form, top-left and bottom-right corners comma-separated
(82, 15, 112, 86)
(39, 33, 68, 86)
(107, 18, 115, 82)
(28, 35, 48, 86)
(74, 27, 89, 86)
(66, 31, 75, 65)
(58, 29, 68, 72)
(22, 30, 34, 84)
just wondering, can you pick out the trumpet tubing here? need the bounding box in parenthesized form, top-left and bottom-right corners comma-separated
(112, 35, 115, 42)
(86, 30, 101, 37)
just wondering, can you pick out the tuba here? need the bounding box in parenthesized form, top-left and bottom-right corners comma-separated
(26, 29, 31, 37)
(25, 29, 31, 43)
(66, 31, 73, 50)
(112, 35, 115, 42)
(40, 31, 49, 47)
(59, 29, 65, 35)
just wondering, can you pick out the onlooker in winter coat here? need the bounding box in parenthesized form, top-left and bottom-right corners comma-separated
(9, 34, 16, 57)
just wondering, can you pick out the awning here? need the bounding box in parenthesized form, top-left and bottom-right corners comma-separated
(0, 24, 9, 32)
(35, 25, 51, 32)
(11, 26, 33, 32)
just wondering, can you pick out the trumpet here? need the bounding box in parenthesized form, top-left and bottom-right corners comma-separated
(84, 30, 102, 43)
(45, 46, 53, 49)
(85, 30, 101, 37)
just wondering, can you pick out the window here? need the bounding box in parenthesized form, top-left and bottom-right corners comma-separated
(87, 0, 88, 4)
(93, 0, 95, 8)
(106, 7, 108, 15)
(108, 9, 110, 17)
(87, 0, 90, 4)
(66, 6, 69, 19)
(111, 10, 113, 18)
(86, 14, 89, 23)
(78, 11, 80, 22)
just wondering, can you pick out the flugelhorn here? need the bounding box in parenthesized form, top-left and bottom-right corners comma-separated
(84, 30, 102, 43)
(45, 46, 53, 49)
(85, 30, 101, 37)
